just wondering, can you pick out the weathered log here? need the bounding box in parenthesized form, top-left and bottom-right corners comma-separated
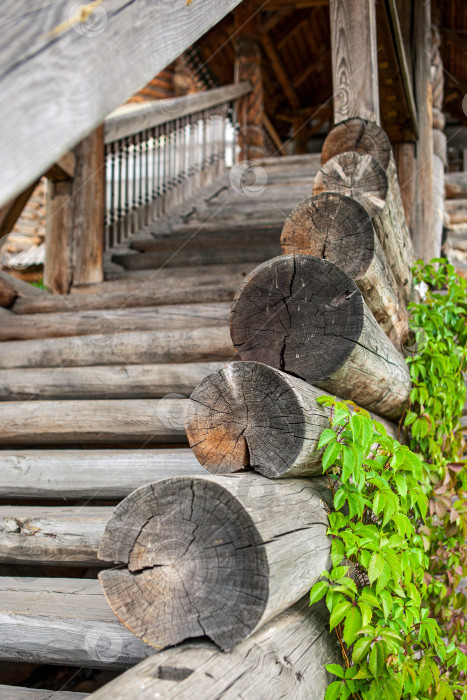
(446, 198, 467, 225)
(90, 597, 338, 700)
(186, 361, 399, 477)
(0, 280, 17, 307)
(0, 577, 152, 668)
(0, 326, 234, 369)
(0, 399, 188, 446)
(0, 362, 225, 401)
(98, 474, 331, 651)
(0, 448, 204, 500)
(318, 118, 415, 301)
(281, 192, 408, 345)
(230, 255, 410, 418)
(445, 173, 467, 200)
(0, 303, 230, 341)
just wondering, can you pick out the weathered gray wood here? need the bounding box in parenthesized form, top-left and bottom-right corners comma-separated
(0, 577, 152, 668)
(0, 0, 244, 207)
(315, 147, 415, 302)
(105, 83, 251, 143)
(446, 198, 467, 224)
(1, 303, 230, 341)
(0, 399, 189, 446)
(230, 255, 411, 418)
(0, 687, 87, 700)
(98, 474, 331, 651)
(281, 192, 408, 345)
(446, 173, 467, 200)
(101, 261, 258, 285)
(112, 244, 281, 271)
(329, 0, 380, 123)
(89, 597, 338, 700)
(0, 448, 204, 499)
(130, 226, 282, 254)
(0, 362, 225, 401)
(0, 326, 234, 369)
(0, 270, 45, 298)
(186, 361, 399, 477)
(0, 506, 111, 565)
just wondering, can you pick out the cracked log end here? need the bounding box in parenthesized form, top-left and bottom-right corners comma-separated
(281, 192, 375, 280)
(321, 117, 392, 171)
(230, 255, 364, 385)
(313, 151, 388, 219)
(98, 476, 268, 651)
(185, 361, 328, 478)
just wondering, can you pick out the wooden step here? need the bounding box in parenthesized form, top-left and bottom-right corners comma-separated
(0, 448, 204, 499)
(130, 227, 280, 254)
(0, 362, 225, 400)
(112, 244, 280, 271)
(102, 261, 255, 284)
(1, 303, 230, 341)
(0, 326, 233, 369)
(0, 399, 192, 446)
(0, 687, 87, 699)
(0, 578, 152, 668)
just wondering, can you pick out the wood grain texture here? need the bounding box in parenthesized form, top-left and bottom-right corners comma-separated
(0, 362, 226, 401)
(329, 0, 380, 123)
(0, 303, 230, 341)
(0, 687, 86, 700)
(98, 474, 331, 650)
(90, 597, 339, 700)
(0, 577, 152, 668)
(0, 399, 189, 446)
(281, 192, 408, 345)
(0, 0, 243, 207)
(230, 255, 411, 418)
(0, 326, 234, 369)
(315, 144, 414, 303)
(0, 449, 205, 499)
(445, 173, 467, 200)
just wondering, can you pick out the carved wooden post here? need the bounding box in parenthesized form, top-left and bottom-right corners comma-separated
(329, 0, 380, 124)
(431, 24, 446, 258)
(45, 126, 105, 294)
(235, 36, 265, 162)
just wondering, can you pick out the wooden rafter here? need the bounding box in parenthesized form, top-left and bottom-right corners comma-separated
(261, 33, 301, 108)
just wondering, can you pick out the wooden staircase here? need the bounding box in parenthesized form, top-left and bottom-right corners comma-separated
(0, 152, 320, 695)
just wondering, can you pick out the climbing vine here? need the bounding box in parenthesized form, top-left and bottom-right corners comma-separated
(310, 259, 467, 699)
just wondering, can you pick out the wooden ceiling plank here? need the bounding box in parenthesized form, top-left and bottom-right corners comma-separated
(261, 32, 301, 108)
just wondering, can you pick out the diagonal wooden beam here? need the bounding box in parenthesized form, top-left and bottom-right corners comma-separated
(261, 33, 301, 109)
(0, 179, 39, 241)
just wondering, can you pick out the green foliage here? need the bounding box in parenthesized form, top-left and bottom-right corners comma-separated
(29, 277, 49, 291)
(310, 397, 467, 698)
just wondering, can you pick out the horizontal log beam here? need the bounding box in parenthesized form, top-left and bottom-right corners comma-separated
(230, 255, 411, 418)
(90, 597, 338, 700)
(0, 687, 86, 700)
(98, 474, 331, 650)
(445, 173, 467, 200)
(0, 0, 244, 207)
(0, 448, 204, 500)
(186, 361, 399, 478)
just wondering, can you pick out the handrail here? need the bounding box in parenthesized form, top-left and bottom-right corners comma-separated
(104, 82, 252, 144)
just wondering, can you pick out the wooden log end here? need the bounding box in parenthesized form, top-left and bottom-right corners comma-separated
(281, 192, 375, 281)
(98, 476, 270, 651)
(185, 361, 328, 478)
(321, 117, 392, 171)
(313, 151, 388, 219)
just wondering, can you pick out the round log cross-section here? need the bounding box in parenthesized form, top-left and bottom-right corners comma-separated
(281, 192, 408, 345)
(98, 474, 331, 651)
(230, 254, 410, 419)
(321, 117, 392, 171)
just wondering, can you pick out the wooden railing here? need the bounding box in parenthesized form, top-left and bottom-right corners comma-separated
(103, 82, 252, 249)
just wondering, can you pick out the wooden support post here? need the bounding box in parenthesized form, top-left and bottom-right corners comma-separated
(394, 142, 416, 235)
(431, 24, 446, 257)
(45, 127, 105, 294)
(329, 0, 380, 124)
(186, 361, 398, 478)
(412, 0, 435, 260)
(230, 255, 411, 419)
(235, 37, 264, 161)
(281, 192, 409, 345)
(98, 473, 331, 650)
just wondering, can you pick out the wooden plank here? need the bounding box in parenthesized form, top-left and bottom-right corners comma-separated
(104, 83, 251, 144)
(0, 687, 87, 700)
(260, 33, 300, 110)
(45, 150, 76, 181)
(0, 0, 244, 207)
(90, 597, 338, 700)
(0, 398, 190, 446)
(0, 179, 40, 240)
(0, 303, 230, 341)
(0, 326, 234, 369)
(329, 0, 380, 123)
(0, 362, 226, 401)
(0, 578, 152, 668)
(0, 448, 205, 500)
